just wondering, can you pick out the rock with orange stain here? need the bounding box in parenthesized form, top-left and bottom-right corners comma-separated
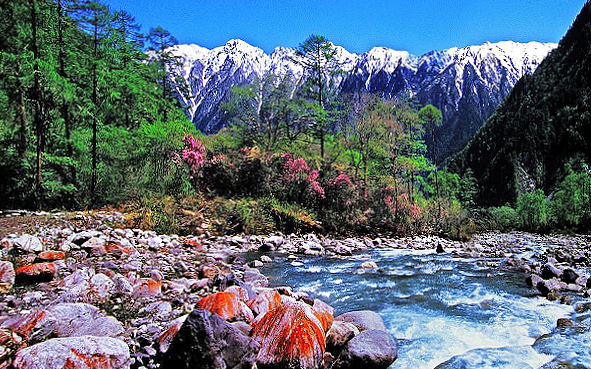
(36, 250, 66, 262)
(13, 335, 130, 369)
(250, 300, 326, 369)
(196, 292, 254, 322)
(183, 239, 202, 250)
(0, 261, 15, 292)
(157, 315, 187, 353)
(247, 289, 282, 316)
(199, 264, 220, 280)
(312, 299, 334, 332)
(0, 310, 51, 340)
(104, 242, 136, 258)
(225, 286, 250, 303)
(132, 278, 162, 298)
(15, 262, 57, 282)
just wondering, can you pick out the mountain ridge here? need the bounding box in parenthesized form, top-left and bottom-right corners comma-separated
(168, 39, 556, 161)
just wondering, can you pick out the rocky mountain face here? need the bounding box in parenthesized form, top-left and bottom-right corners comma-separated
(168, 39, 555, 161)
(450, 3, 591, 206)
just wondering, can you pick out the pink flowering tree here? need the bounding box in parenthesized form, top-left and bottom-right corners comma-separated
(182, 134, 206, 173)
(277, 153, 325, 205)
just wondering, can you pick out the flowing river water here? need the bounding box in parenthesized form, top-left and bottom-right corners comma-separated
(260, 248, 591, 369)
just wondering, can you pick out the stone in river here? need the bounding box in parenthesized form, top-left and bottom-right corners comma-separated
(540, 263, 561, 280)
(331, 329, 397, 369)
(561, 268, 579, 284)
(335, 311, 387, 332)
(326, 320, 360, 353)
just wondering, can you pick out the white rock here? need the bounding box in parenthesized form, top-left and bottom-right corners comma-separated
(13, 336, 130, 369)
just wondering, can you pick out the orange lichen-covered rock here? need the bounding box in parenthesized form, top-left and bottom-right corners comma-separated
(1, 309, 50, 340)
(105, 243, 136, 258)
(247, 289, 282, 316)
(156, 315, 187, 353)
(225, 286, 250, 303)
(132, 278, 162, 298)
(183, 239, 202, 250)
(312, 299, 334, 332)
(15, 263, 57, 282)
(196, 292, 254, 322)
(250, 301, 326, 369)
(36, 251, 66, 262)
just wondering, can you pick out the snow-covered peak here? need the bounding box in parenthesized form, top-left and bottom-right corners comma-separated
(363, 47, 415, 73)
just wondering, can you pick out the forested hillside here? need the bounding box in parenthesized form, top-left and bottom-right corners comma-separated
(451, 1, 591, 209)
(0, 0, 195, 209)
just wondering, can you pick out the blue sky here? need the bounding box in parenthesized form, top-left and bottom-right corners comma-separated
(101, 0, 586, 55)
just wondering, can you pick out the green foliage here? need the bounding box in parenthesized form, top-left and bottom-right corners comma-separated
(548, 168, 591, 228)
(0, 0, 194, 209)
(486, 206, 520, 231)
(516, 189, 547, 230)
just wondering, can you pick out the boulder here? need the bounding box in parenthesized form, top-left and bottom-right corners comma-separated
(13, 234, 44, 253)
(312, 299, 334, 332)
(89, 273, 115, 299)
(1, 309, 52, 340)
(359, 261, 378, 270)
(561, 268, 579, 284)
(15, 262, 57, 283)
(537, 279, 567, 297)
(247, 289, 282, 317)
(332, 330, 397, 369)
(540, 263, 561, 280)
(132, 278, 162, 298)
(45, 303, 102, 337)
(244, 267, 268, 288)
(335, 311, 387, 332)
(70, 316, 125, 337)
(225, 286, 250, 303)
(251, 301, 325, 369)
(326, 320, 359, 353)
(196, 292, 254, 322)
(0, 261, 15, 292)
(13, 335, 130, 369)
(36, 250, 65, 262)
(161, 309, 258, 369)
(526, 274, 543, 288)
(157, 315, 188, 354)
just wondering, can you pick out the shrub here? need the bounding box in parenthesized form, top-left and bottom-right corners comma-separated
(516, 189, 547, 231)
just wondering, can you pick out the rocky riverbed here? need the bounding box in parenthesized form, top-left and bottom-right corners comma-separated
(0, 210, 589, 368)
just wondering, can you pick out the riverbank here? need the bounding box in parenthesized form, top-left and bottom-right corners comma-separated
(0, 210, 589, 368)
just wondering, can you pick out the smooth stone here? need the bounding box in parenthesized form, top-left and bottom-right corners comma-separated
(335, 311, 387, 332)
(13, 335, 130, 369)
(332, 329, 397, 369)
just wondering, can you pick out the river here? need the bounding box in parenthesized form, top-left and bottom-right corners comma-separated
(260, 248, 590, 368)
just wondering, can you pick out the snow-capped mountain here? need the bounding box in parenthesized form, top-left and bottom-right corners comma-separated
(168, 39, 556, 160)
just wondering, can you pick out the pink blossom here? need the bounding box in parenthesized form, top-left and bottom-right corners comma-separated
(309, 181, 325, 198)
(328, 173, 352, 187)
(182, 134, 206, 172)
